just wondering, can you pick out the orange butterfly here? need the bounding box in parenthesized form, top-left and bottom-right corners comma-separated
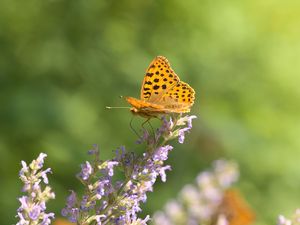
(217, 189, 255, 225)
(125, 56, 195, 118)
(53, 218, 75, 225)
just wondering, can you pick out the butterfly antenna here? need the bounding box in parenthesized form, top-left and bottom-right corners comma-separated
(105, 95, 126, 109)
(105, 106, 131, 109)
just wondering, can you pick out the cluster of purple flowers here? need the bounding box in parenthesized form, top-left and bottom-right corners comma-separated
(61, 115, 197, 224)
(16, 153, 55, 225)
(152, 159, 239, 225)
(278, 209, 300, 225)
(15, 114, 300, 225)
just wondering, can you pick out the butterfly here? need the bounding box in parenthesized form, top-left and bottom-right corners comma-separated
(125, 56, 195, 118)
(216, 190, 255, 225)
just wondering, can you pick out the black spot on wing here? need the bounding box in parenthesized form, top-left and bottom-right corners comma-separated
(153, 85, 160, 90)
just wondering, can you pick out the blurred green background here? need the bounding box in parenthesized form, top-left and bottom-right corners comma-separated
(1, 0, 300, 224)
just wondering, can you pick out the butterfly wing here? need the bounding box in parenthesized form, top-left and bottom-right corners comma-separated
(219, 190, 255, 225)
(159, 81, 195, 113)
(140, 56, 180, 102)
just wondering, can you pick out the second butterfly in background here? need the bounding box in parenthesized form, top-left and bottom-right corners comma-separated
(216, 189, 255, 225)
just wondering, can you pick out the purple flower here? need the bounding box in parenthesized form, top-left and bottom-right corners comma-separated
(29, 205, 41, 220)
(19, 161, 29, 176)
(95, 215, 106, 225)
(156, 116, 173, 139)
(66, 191, 77, 208)
(152, 160, 239, 225)
(78, 161, 93, 180)
(41, 168, 52, 184)
(136, 129, 150, 144)
(278, 215, 292, 225)
(41, 213, 55, 225)
(95, 178, 110, 197)
(61, 191, 79, 222)
(35, 153, 47, 169)
(106, 161, 119, 177)
(153, 145, 173, 161)
(158, 165, 172, 182)
(18, 196, 29, 210)
(277, 209, 300, 225)
(177, 115, 197, 144)
(115, 146, 126, 161)
(213, 159, 239, 188)
(61, 115, 196, 224)
(16, 153, 55, 225)
(178, 127, 190, 144)
(88, 144, 99, 155)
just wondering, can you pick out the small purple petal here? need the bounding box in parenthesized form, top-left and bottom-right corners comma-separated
(18, 196, 29, 210)
(36, 153, 47, 169)
(153, 145, 173, 161)
(79, 161, 93, 180)
(187, 115, 197, 129)
(41, 213, 55, 225)
(20, 161, 28, 176)
(41, 168, 51, 184)
(158, 165, 171, 182)
(88, 144, 99, 155)
(66, 191, 77, 208)
(178, 127, 190, 144)
(95, 215, 106, 225)
(108, 161, 118, 176)
(29, 205, 41, 220)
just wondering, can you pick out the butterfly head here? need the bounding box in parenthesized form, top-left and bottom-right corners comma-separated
(129, 107, 139, 114)
(129, 106, 155, 118)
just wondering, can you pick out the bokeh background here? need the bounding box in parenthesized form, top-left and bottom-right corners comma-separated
(1, 0, 300, 224)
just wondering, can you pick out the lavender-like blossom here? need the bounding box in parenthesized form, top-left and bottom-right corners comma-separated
(78, 161, 93, 180)
(152, 159, 239, 225)
(16, 153, 55, 225)
(278, 209, 300, 225)
(176, 115, 197, 144)
(61, 115, 197, 224)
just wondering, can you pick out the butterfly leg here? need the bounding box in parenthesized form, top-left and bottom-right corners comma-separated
(147, 120, 155, 137)
(129, 116, 142, 139)
(141, 118, 151, 130)
(141, 118, 157, 139)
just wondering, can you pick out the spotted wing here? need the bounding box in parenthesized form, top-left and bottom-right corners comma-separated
(158, 81, 195, 113)
(140, 56, 180, 102)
